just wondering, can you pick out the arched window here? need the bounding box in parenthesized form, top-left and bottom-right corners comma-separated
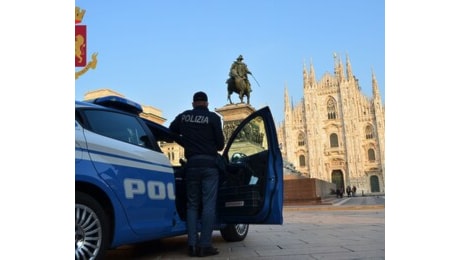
(327, 98, 337, 119)
(368, 148, 375, 161)
(297, 133, 305, 146)
(330, 133, 339, 148)
(366, 125, 374, 139)
(299, 155, 306, 167)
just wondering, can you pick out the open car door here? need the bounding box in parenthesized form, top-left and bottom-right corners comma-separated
(217, 106, 283, 224)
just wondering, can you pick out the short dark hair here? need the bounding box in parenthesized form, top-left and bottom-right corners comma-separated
(193, 91, 208, 102)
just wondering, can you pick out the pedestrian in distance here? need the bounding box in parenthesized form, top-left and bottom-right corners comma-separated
(336, 188, 340, 198)
(169, 91, 225, 257)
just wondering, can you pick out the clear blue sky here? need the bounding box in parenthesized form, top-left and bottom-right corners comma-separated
(75, 0, 384, 125)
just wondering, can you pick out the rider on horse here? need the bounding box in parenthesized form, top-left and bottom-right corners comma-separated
(228, 55, 252, 93)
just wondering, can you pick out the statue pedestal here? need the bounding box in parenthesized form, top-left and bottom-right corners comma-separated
(215, 103, 256, 142)
(215, 103, 256, 121)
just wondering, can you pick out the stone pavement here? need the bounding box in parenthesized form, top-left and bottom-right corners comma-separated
(105, 197, 385, 259)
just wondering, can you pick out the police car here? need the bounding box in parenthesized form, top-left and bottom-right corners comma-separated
(75, 96, 283, 259)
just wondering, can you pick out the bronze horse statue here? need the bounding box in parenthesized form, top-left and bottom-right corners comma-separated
(226, 77, 250, 104)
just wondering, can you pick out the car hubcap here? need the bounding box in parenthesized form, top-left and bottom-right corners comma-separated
(235, 224, 248, 236)
(75, 204, 102, 260)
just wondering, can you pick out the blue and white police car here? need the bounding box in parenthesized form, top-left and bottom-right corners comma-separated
(75, 96, 283, 259)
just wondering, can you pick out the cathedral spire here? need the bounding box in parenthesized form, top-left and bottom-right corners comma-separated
(346, 53, 353, 81)
(284, 83, 292, 113)
(303, 60, 308, 88)
(372, 68, 381, 99)
(309, 58, 316, 86)
(334, 52, 344, 82)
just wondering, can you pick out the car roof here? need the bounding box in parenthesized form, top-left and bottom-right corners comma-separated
(76, 96, 143, 115)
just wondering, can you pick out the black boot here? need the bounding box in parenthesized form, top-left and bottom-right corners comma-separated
(188, 246, 197, 257)
(197, 246, 219, 257)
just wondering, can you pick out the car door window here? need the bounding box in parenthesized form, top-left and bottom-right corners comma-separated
(84, 110, 149, 147)
(227, 116, 268, 185)
(219, 116, 269, 216)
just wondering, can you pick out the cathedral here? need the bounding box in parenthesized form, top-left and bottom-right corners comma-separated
(277, 54, 385, 195)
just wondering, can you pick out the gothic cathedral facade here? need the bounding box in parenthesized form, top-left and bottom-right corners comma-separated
(277, 54, 385, 195)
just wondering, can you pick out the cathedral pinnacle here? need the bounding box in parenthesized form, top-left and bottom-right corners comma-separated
(372, 68, 381, 98)
(346, 54, 353, 81)
(309, 59, 316, 86)
(303, 61, 308, 88)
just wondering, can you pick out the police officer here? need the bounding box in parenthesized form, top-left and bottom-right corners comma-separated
(169, 91, 224, 257)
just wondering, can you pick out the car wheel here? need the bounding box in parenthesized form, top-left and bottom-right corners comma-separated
(75, 191, 109, 260)
(220, 224, 249, 242)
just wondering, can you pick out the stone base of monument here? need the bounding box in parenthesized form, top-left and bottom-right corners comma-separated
(283, 176, 339, 205)
(215, 103, 256, 143)
(215, 103, 256, 121)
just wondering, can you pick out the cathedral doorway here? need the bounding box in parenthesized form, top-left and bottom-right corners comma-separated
(370, 175, 380, 192)
(331, 170, 344, 190)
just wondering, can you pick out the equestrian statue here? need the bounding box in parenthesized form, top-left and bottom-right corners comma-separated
(226, 55, 256, 105)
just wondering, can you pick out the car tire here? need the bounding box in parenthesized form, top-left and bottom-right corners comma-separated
(75, 191, 110, 260)
(220, 224, 249, 242)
